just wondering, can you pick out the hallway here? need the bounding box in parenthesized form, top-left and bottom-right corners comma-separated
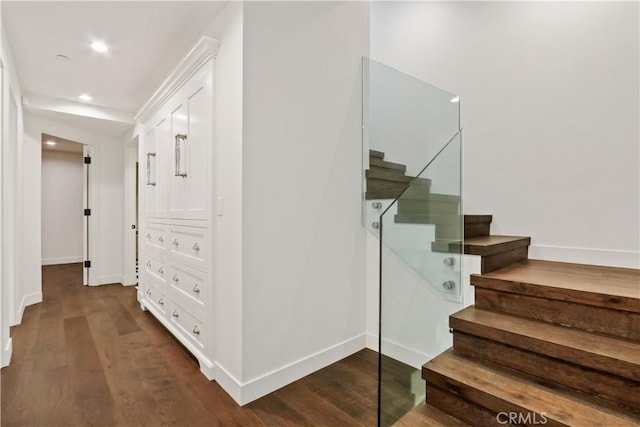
(1, 264, 379, 426)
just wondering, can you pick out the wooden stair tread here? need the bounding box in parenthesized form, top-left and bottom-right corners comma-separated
(464, 235, 531, 256)
(369, 157, 407, 172)
(366, 190, 460, 201)
(424, 350, 640, 427)
(366, 169, 414, 183)
(472, 259, 640, 312)
(451, 306, 640, 380)
(393, 403, 469, 426)
(394, 214, 491, 225)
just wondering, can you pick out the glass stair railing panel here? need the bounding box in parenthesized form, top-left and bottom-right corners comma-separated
(362, 57, 460, 236)
(378, 131, 463, 426)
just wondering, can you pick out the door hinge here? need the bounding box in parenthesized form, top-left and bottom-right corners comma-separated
(84, 156, 92, 164)
(84, 260, 92, 268)
(84, 209, 91, 216)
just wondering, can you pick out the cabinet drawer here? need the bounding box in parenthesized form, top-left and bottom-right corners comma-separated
(169, 262, 205, 313)
(169, 302, 204, 348)
(144, 285, 166, 314)
(143, 254, 167, 283)
(169, 225, 207, 270)
(144, 223, 168, 252)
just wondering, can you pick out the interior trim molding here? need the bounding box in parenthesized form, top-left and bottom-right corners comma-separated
(529, 244, 640, 269)
(13, 292, 43, 326)
(380, 337, 436, 371)
(217, 334, 367, 406)
(135, 36, 221, 123)
(41, 256, 83, 266)
(1, 337, 12, 368)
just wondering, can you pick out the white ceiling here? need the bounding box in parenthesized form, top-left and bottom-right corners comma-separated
(42, 133, 84, 153)
(2, 1, 228, 114)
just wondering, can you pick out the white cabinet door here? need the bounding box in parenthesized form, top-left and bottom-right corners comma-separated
(184, 75, 211, 218)
(144, 115, 171, 218)
(155, 116, 170, 216)
(169, 70, 212, 221)
(143, 126, 158, 217)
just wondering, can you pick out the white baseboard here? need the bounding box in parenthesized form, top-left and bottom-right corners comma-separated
(92, 275, 123, 286)
(2, 337, 12, 368)
(380, 337, 436, 370)
(214, 363, 244, 404)
(217, 333, 367, 406)
(13, 292, 43, 326)
(121, 275, 138, 287)
(366, 333, 378, 352)
(42, 256, 83, 266)
(529, 244, 640, 269)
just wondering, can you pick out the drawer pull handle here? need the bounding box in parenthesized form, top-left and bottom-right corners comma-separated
(192, 284, 200, 294)
(193, 243, 200, 251)
(192, 325, 200, 335)
(158, 298, 164, 306)
(172, 274, 179, 282)
(158, 267, 164, 274)
(173, 238, 179, 246)
(146, 289, 152, 295)
(146, 233, 151, 239)
(158, 236, 164, 243)
(146, 261, 152, 267)
(172, 310, 179, 318)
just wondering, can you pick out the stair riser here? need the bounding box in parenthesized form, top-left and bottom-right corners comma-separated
(369, 149, 384, 159)
(397, 199, 459, 214)
(472, 274, 639, 313)
(366, 169, 425, 184)
(453, 332, 640, 410)
(480, 246, 529, 273)
(465, 222, 491, 238)
(367, 179, 409, 195)
(424, 372, 565, 427)
(474, 288, 640, 341)
(368, 166, 408, 181)
(426, 384, 503, 426)
(450, 319, 639, 381)
(369, 157, 406, 172)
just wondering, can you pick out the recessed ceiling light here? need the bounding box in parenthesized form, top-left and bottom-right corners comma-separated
(46, 141, 56, 146)
(78, 94, 92, 101)
(56, 54, 71, 61)
(91, 41, 109, 53)
(450, 96, 460, 103)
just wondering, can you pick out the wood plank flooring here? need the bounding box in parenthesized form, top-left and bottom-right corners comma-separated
(1, 264, 380, 427)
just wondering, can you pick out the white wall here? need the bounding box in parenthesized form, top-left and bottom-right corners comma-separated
(1, 20, 27, 365)
(239, 1, 369, 403)
(203, 1, 245, 391)
(41, 149, 84, 265)
(371, 1, 640, 268)
(24, 113, 126, 287)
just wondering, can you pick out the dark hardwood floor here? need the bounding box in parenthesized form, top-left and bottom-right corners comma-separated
(1, 263, 381, 427)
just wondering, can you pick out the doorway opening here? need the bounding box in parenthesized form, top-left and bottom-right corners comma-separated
(123, 135, 139, 286)
(41, 133, 91, 285)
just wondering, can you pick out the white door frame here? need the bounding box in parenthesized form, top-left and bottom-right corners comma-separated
(5, 87, 19, 326)
(123, 135, 139, 286)
(40, 130, 96, 286)
(82, 143, 93, 286)
(0, 57, 9, 367)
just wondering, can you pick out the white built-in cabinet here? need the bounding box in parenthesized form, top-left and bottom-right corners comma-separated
(137, 38, 219, 379)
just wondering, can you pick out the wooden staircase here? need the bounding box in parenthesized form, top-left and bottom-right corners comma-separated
(396, 228, 640, 426)
(367, 149, 640, 425)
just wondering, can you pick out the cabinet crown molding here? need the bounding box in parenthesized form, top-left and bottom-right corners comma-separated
(135, 36, 221, 124)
